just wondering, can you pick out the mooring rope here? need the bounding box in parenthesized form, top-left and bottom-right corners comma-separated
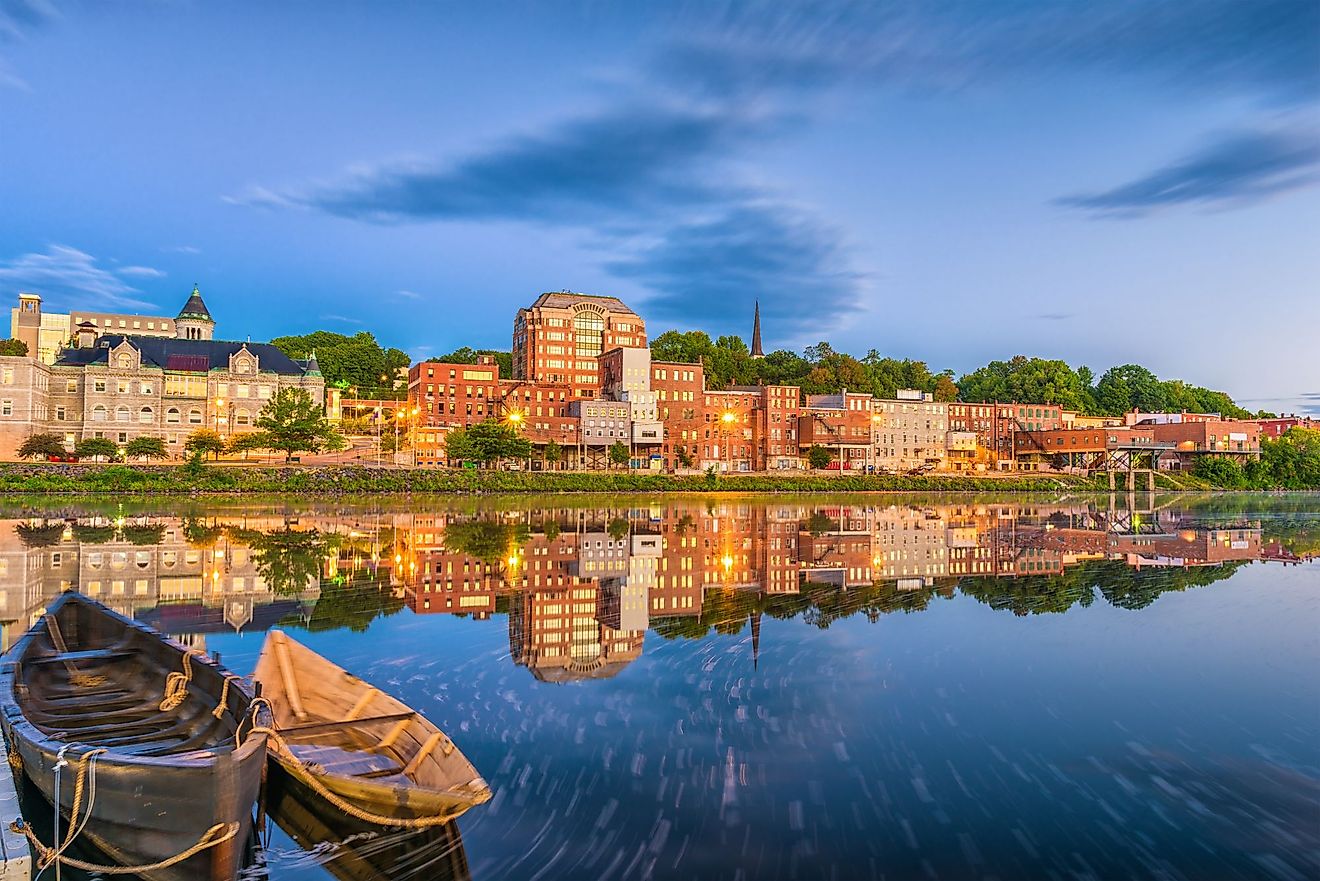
(159, 649, 206, 712)
(11, 817, 238, 875)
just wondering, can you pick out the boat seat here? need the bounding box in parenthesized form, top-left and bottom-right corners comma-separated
(28, 648, 135, 666)
(287, 743, 403, 778)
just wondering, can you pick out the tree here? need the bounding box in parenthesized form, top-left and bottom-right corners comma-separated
(444, 420, 531, 468)
(543, 439, 562, 469)
(0, 339, 29, 356)
(256, 388, 338, 462)
(18, 433, 67, 460)
(434, 347, 513, 377)
(609, 441, 630, 469)
(75, 437, 119, 462)
(124, 436, 168, 461)
(807, 445, 833, 470)
(269, 330, 409, 396)
(226, 431, 270, 459)
(184, 429, 226, 461)
(957, 356, 1089, 411)
(676, 446, 695, 469)
(1193, 456, 1247, 489)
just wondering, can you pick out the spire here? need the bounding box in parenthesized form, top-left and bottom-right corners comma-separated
(305, 349, 321, 376)
(750, 300, 764, 358)
(177, 285, 214, 323)
(750, 610, 761, 670)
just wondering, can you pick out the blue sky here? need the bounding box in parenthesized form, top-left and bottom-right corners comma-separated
(1, 1, 1317, 413)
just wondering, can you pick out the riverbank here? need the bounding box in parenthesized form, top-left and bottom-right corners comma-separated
(0, 462, 1242, 494)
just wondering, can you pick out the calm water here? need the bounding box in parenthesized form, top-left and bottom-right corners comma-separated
(1, 493, 1316, 881)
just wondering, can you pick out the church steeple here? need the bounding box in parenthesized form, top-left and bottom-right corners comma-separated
(750, 300, 764, 358)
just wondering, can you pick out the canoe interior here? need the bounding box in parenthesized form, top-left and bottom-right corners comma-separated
(12, 593, 253, 755)
(254, 630, 490, 815)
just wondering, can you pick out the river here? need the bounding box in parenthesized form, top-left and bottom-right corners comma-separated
(1, 493, 1316, 880)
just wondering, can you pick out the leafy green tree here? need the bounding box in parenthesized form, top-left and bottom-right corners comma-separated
(18, 433, 67, 460)
(226, 431, 270, 459)
(807, 445, 833, 469)
(16, 522, 65, 547)
(183, 428, 226, 461)
(443, 519, 530, 564)
(607, 517, 631, 541)
(444, 420, 531, 468)
(543, 439, 562, 468)
(609, 441, 630, 469)
(0, 339, 29, 356)
(958, 356, 1088, 411)
(229, 526, 330, 595)
(1095, 364, 1164, 415)
(269, 330, 409, 396)
(74, 437, 119, 462)
(124, 436, 168, 461)
(1253, 428, 1320, 489)
(1193, 456, 1248, 489)
(256, 388, 339, 462)
(676, 446, 695, 469)
(433, 347, 513, 377)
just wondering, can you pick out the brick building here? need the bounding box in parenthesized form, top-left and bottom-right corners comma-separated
(511, 292, 646, 399)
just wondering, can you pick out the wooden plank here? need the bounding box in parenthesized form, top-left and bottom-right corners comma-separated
(272, 632, 308, 721)
(345, 687, 379, 720)
(403, 731, 444, 777)
(278, 711, 415, 737)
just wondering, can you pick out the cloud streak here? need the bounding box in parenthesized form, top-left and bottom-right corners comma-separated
(0, 245, 158, 310)
(1057, 127, 1320, 216)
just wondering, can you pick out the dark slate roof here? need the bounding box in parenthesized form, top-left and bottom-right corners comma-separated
(54, 336, 312, 376)
(177, 286, 214, 322)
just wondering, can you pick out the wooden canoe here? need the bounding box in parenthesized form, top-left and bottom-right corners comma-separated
(266, 761, 472, 881)
(0, 591, 269, 881)
(254, 629, 491, 824)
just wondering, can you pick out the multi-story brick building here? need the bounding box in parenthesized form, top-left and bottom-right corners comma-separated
(511, 292, 646, 399)
(800, 391, 875, 470)
(871, 390, 949, 472)
(1253, 416, 1318, 439)
(651, 360, 704, 471)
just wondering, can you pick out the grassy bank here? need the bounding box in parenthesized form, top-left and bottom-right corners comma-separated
(0, 463, 1106, 494)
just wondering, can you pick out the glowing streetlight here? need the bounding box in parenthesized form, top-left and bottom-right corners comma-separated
(506, 410, 523, 425)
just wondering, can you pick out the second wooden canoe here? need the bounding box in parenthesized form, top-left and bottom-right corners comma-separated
(253, 630, 491, 824)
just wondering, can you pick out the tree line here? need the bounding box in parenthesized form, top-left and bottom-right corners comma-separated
(647, 331, 1259, 418)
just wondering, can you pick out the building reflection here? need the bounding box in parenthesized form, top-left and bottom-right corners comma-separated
(0, 501, 1291, 671)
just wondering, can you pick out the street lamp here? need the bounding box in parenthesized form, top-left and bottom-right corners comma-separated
(720, 411, 737, 473)
(215, 398, 233, 448)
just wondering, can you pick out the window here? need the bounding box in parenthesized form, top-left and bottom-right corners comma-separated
(56, 406, 65, 421)
(0, 400, 10, 417)
(92, 405, 108, 422)
(187, 408, 202, 424)
(117, 380, 130, 393)
(236, 410, 250, 426)
(117, 432, 127, 443)
(140, 382, 152, 395)
(116, 406, 130, 422)
(94, 380, 106, 393)
(139, 406, 153, 424)
(66, 380, 77, 393)
(0, 367, 11, 385)
(166, 407, 180, 424)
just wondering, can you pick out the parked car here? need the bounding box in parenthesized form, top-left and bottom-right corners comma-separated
(46, 454, 78, 463)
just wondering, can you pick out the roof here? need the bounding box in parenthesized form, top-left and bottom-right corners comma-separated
(177, 286, 214, 322)
(54, 335, 313, 376)
(528, 292, 639, 315)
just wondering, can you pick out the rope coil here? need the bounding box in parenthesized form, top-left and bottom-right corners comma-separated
(159, 649, 206, 712)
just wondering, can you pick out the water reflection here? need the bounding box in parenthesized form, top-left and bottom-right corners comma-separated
(0, 497, 1312, 665)
(0, 496, 1315, 880)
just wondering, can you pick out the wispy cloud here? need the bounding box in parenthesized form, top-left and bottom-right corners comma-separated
(1057, 127, 1320, 216)
(320, 313, 364, 325)
(234, 0, 1319, 334)
(1, 0, 59, 90)
(0, 244, 158, 310)
(163, 245, 201, 255)
(116, 265, 166, 278)
(394, 289, 423, 300)
(1035, 312, 1074, 321)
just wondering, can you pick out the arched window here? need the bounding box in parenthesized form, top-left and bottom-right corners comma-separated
(166, 407, 180, 424)
(92, 405, 107, 422)
(235, 410, 250, 426)
(116, 406, 130, 423)
(573, 310, 605, 358)
(138, 406, 153, 424)
(187, 408, 202, 424)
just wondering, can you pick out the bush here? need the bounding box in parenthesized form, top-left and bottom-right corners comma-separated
(1193, 456, 1247, 489)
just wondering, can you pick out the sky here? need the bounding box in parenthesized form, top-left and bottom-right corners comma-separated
(1, 1, 1317, 413)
